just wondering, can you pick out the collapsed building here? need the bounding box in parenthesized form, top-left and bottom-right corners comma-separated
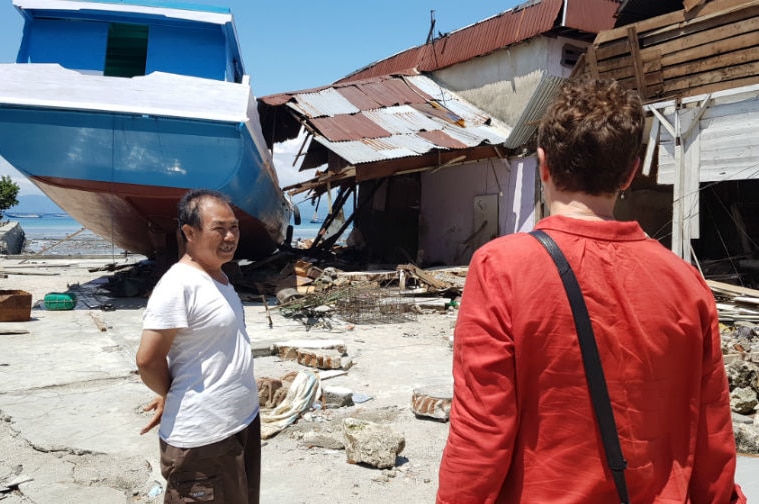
(259, 0, 759, 293)
(259, 0, 620, 267)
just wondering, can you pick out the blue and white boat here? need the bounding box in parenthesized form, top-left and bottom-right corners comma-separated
(0, 0, 291, 259)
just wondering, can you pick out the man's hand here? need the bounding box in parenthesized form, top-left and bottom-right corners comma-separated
(140, 396, 165, 435)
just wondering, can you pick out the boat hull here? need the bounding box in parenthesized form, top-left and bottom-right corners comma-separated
(0, 105, 291, 258)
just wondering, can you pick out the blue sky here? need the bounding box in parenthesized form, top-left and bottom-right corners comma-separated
(0, 0, 522, 199)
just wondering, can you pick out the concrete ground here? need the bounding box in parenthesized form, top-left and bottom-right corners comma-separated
(0, 255, 756, 503)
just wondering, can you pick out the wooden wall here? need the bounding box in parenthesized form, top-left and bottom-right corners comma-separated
(573, 0, 759, 102)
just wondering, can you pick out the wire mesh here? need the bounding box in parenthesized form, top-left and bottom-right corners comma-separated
(333, 284, 417, 324)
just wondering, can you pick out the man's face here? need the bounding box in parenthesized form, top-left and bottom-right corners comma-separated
(184, 197, 239, 270)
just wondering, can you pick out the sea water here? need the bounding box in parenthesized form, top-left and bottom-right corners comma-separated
(12, 214, 127, 256)
(10, 213, 328, 256)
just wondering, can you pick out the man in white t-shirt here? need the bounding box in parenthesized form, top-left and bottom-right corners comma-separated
(136, 189, 260, 504)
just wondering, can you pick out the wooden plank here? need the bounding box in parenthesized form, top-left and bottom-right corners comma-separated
(569, 52, 587, 79)
(735, 295, 759, 305)
(681, 75, 759, 101)
(707, 278, 759, 298)
(661, 59, 759, 96)
(656, 29, 759, 72)
(594, 0, 759, 45)
(595, 37, 637, 62)
(640, 3, 759, 48)
(587, 38, 755, 88)
(627, 26, 647, 98)
(594, 9, 759, 68)
(662, 46, 759, 83)
(684, 0, 707, 12)
(586, 45, 599, 78)
(592, 1, 759, 63)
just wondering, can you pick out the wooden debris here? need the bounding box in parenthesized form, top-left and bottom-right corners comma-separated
(88, 312, 108, 332)
(574, 0, 759, 102)
(708, 279, 759, 322)
(397, 264, 448, 291)
(0, 270, 59, 276)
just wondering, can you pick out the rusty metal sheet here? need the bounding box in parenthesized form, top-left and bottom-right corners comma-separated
(259, 93, 292, 107)
(467, 124, 511, 145)
(310, 114, 391, 142)
(438, 98, 494, 127)
(564, 0, 624, 33)
(314, 137, 418, 164)
(288, 88, 360, 118)
(417, 130, 469, 150)
(341, 50, 425, 83)
(438, 123, 492, 147)
(340, 0, 564, 82)
(336, 85, 384, 110)
(339, 0, 619, 84)
(404, 75, 456, 102)
(264, 73, 511, 169)
(357, 78, 428, 107)
(384, 133, 440, 154)
(410, 102, 464, 127)
(363, 105, 443, 135)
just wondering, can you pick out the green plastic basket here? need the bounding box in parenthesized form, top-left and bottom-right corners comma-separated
(44, 292, 77, 311)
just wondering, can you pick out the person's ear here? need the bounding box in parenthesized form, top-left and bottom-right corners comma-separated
(620, 158, 640, 191)
(181, 223, 195, 242)
(537, 148, 550, 182)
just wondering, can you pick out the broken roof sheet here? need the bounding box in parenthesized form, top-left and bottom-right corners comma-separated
(337, 0, 621, 83)
(260, 74, 511, 168)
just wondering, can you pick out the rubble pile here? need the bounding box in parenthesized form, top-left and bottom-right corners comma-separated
(721, 323, 759, 454)
(710, 279, 759, 454)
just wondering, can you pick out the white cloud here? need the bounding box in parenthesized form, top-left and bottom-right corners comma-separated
(0, 155, 43, 197)
(271, 131, 324, 190)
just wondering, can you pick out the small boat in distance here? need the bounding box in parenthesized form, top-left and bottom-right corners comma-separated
(4, 212, 41, 218)
(0, 0, 292, 260)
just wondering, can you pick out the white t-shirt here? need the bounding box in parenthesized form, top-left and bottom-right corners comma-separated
(142, 262, 259, 448)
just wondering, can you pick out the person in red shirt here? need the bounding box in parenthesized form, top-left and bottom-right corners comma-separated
(436, 78, 745, 503)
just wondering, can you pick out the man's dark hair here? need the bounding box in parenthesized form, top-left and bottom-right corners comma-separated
(177, 189, 232, 241)
(537, 78, 645, 195)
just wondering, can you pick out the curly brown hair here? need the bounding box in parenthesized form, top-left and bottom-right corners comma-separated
(537, 78, 644, 195)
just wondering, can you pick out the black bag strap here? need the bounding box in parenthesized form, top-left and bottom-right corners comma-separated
(530, 230, 630, 504)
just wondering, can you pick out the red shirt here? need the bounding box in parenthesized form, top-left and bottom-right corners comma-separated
(437, 216, 738, 503)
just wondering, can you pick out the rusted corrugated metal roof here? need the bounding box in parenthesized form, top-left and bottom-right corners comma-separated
(310, 114, 391, 142)
(338, 0, 620, 83)
(286, 87, 360, 118)
(260, 73, 511, 168)
(563, 0, 625, 33)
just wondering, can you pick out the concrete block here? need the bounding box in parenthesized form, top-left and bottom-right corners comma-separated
(411, 383, 452, 421)
(302, 430, 345, 450)
(343, 418, 405, 469)
(323, 386, 353, 408)
(0, 221, 25, 255)
(297, 348, 343, 370)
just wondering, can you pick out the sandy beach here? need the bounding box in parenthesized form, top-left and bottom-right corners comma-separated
(1, 255, 757, 503)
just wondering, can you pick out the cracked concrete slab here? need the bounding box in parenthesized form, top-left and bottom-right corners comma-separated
(1, 256, 758, 503)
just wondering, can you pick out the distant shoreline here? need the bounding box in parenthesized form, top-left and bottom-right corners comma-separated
(6, 213, 325, 256)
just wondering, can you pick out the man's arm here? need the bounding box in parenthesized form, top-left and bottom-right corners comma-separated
(136, 328, 177, 395)
(136, 328, 178, 434)
(689, 295, 740, 503)
(437, 251, 517, 503)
